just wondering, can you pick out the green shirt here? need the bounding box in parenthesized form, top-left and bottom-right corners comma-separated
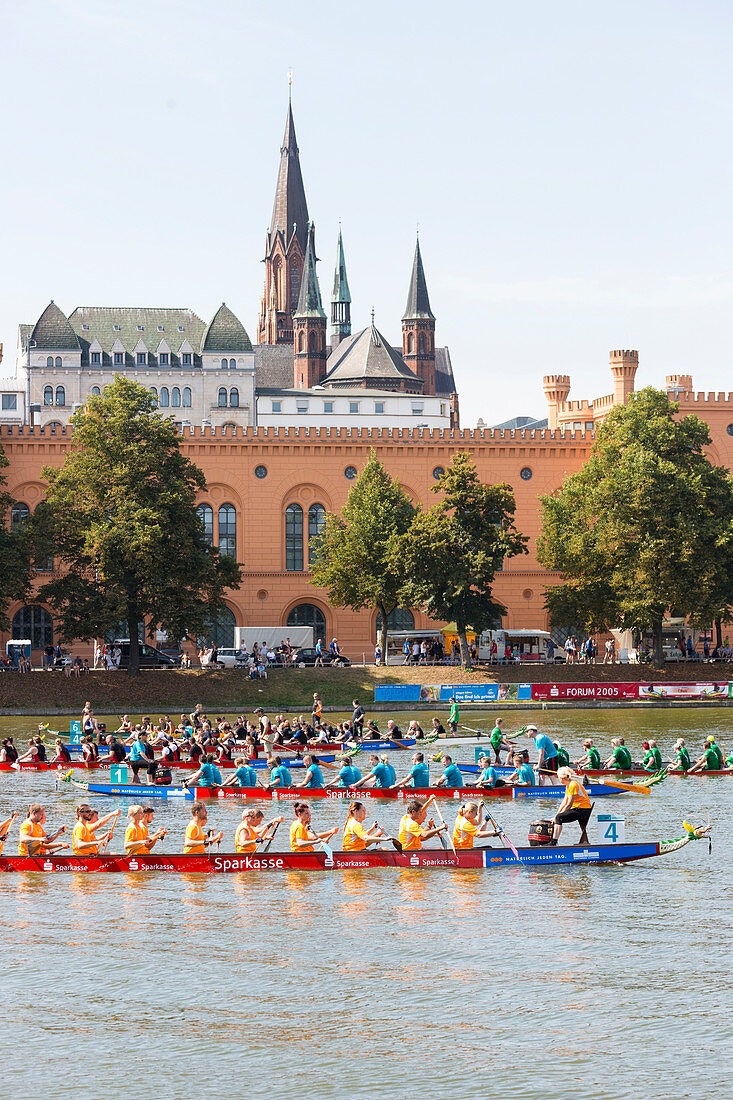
(490, 725, 503, 748)
(449, 703, 459, 724)
(555, 746, 570, 767)
(675, 748, 691, 770)
(611, 745, 632, 769)
(587, 747, 601, 768)
(726, 753, 733, 767)
(642, 747, 662, 770)
(704, 746, 722, 770)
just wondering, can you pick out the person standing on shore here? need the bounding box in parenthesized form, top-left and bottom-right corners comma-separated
(448, 697, 459, 733)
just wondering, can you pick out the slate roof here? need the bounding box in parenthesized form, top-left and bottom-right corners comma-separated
(67, 307, 206, 355)
(201, 303, 252, 352)
(269, 101, 309, 253)
(323, 325, 420, 385)
(331, 226, 351, 304)
(435, 346, 456, 395)
(403, 239, 434, 320)
(489, 415, 549, 430)
(254, 344, 297, 389)
(30, 302, 81, 350)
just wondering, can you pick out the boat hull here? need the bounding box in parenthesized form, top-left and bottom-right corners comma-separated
(74, 781, 628, 801)
(0, 842, 663, 873)
(0, 756, 327, 773)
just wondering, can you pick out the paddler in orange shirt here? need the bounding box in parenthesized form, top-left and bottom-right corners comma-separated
(452, 802, 501, 849)
(18, 804, 69, 855)
(398, 799, 446, 851)
(72, 804, 118, 855)
(342, 801, 388, 850)
(551, 767, 593, 845)
(184, 802, 223, 854)
(289, 801, 338, 852)
(125, 804, 167, 855)
(235, 809, 284, 853)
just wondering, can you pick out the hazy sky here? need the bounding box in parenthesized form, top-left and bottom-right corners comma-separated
(3, 0, 733, 424)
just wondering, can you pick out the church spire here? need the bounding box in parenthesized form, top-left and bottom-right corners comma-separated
(294, 224, 325, 318)
(293, 224, 327, 389)
(269, 99, 309, 253)
(330, 225, 351, 349)
(402, 236, 435, 320)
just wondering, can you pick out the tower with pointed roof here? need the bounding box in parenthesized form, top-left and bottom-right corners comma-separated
(402, 238, 436, 395)
(257, 96, 311, 346)
(330, 226, 351, 350)
(293, 224, 327, 388)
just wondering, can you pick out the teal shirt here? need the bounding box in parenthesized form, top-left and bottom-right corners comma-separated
(515, 763, 535, 785)
(337, 764, 361, 787)
(304, 763, 325, 788)
(197, 762, 221, 787)
(478, 766, 498, 788)
(409, 762, 430, 788)
(270, 765, 292, 787)
(441, 763, 463, 788)
(234, 765, 257, 788)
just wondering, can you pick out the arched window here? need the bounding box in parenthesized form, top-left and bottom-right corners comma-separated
(290, 267, 300, 309)
(46, 356, 53, 368)
(182, 387, 191, 407)
(55, 386, 65, 406)
(12, 605, 53, 649)
(198, 607, 236, 649)
(218, 504, 236, 559)
(407, 333, 415, 354)
(171, 386, 181, 407)
(418, 334, 426, 354)
(11, 502, 30, 529)
(229, 388, 239, 408)
(196, 503, 213, 544)
(229, 358, 236, 369)
(55, 357, 62, 368)
(221, 358, 227, 370)
(309, 332, 317, 352)
(308, 503, 326, 567)
(91, 386, 101, 396)
(150, 387, 158, 402)
(287, 603, 326, 644)
(159, 387, 169, 407)
(44, 386, 53, 406)
(285, 503, 303, 571)
(375, 608, 416, 633)
(298, 332, 305, 353)
(218, 387, 227, 407)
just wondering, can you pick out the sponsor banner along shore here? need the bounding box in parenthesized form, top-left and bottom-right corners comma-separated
(374, 682, 733, 703)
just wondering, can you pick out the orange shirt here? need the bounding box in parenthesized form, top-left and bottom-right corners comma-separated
(18, 820, 46, 856)
(235, 821, 257, 854)
(125, 821, 149, 854)
(452, 814, 478, 850)
(566, 779, 591, 810)
(398, 814, 422, 851)
(73, 820, 98, 855)
(185, 820, 206, 854)
(343, 818, 367, 851)
(290, 820, 314, 852)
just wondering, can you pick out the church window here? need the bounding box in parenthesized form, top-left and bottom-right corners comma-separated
(285, 504, 304, 571)
(221, 358, 228, 369)
(309, 332, 317, 352)
(290, 267, 300, 309)
(91, 386, 101, 396)
(308, 504, 326, 566)
(46, 357, 53, 367)
(255, 465, 268, 479)
(418, 334, 426, 354)
(218, 504, 237, 559)
(407, 333, 414, 354)
(55, 357, 62, 367)
(196, 503, 214, 544)
(520, 467, 533, 481)
(432, 466, 445, 480)
(159, 387, 169, 407)
(344, 466, 357, 480)
(298, 332, 305, 353)
(229, 359, 235, 369)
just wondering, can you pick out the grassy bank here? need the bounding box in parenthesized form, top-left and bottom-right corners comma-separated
(0, 661, 728, 715)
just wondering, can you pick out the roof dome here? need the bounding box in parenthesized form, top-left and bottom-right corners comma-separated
(200, 303, 252, 353)
(323, 324, 421, 388)
(30, 301, 81, 350)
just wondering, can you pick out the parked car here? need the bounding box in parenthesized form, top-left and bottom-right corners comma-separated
(113, 640, 178, 670)
(159, 646, 183, 666)
(293, 646, 351, 667)
(215, 648, 249, 668)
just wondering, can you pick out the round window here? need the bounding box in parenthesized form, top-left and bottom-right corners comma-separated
(432, 466, 445, 480)
(345, 466, 357, 480)
(727, 425, 733, 437)
(520, 467, 533, 481)
(254, 465, 268, 479)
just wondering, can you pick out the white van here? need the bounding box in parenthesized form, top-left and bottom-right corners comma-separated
(477, 629, 565, 663)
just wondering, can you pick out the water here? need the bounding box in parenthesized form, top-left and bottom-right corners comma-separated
(0, 709, 731, 1099)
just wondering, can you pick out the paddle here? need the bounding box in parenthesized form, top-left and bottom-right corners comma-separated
(425, 795, 455, 856)
(539, 768, 651, 796)
(307, 824, 334, 861)
(487, 811, 521, 861)
(373, 820, 403, 852)
(261, 820, 282, 853)
(100, 810, 120, 853)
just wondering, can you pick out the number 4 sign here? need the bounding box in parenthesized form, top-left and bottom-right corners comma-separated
(597, 814, 626, 844)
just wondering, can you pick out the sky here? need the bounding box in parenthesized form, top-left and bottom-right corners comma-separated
(2, 0, 733, 425)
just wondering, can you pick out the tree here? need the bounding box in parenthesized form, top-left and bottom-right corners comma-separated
(0, 443, 32, 631)
(32, 376, 242, 674)
(399, 452, 528, 666)
(537, 387, 733, 667)
(310, 452, 416, 659)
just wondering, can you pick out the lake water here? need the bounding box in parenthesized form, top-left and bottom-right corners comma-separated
(0, 708, 730, 1099)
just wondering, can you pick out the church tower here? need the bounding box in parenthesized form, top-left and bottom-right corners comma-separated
(293, 224, 327, 388)
(402, 237, 436, 394)
(330, 226, 351, 350)
(257, 96, 311, 345)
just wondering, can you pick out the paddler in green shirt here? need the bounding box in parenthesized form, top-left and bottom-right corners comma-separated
(670, 738, 692, 772)
(642, 739, 663, 772)
(489, 718, 514, 763)
(604, 738, 633, 771)
(576, 739, 602, 771)
(448, 698, 459, 733)
(554, 742, 571, 768)
(688, 736, 724, 774)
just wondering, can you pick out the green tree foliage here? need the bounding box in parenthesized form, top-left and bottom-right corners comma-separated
(537, 388, 733, 666)
(399, 453, 528, 666)
(32, 377, 242, 674)
(310, 452, 416, 658)
(0, 443, 31, 631)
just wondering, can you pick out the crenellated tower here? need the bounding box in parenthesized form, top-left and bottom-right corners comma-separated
(402, 237, 436, 394)
(610, 349, 638, 406)
(543, 374, 571, 430)
(330, 226, 351, 350)
(293, 224, 327, 388)
(257, 96, 310, 345)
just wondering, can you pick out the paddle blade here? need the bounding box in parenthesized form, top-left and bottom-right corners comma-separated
(438, 830, 448, 850)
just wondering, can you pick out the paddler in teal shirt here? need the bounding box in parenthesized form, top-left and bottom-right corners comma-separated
(183, 754, 222, 789)
(475, 753, 508, 789)
(221, 757, 259, 789)
(294, 754, 325, 788)
(393, 752, 430, 789)
(267, 757, 292, 788)
(328, 758, 362, 788)
(507, 752, 535, 786)
(435, 754, 463, 788)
